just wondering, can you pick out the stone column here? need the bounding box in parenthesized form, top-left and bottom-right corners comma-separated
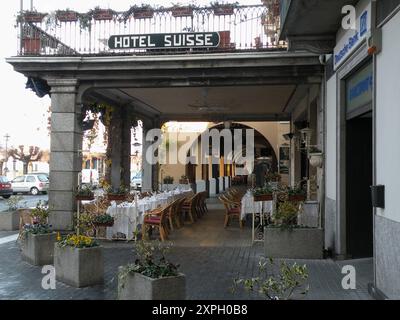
(48, 79, 81, 231)
(121, 107, 131, 188)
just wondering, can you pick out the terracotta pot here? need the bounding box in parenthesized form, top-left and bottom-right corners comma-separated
(22, 38, 41, 54)
(56, 12, 78, 22)
(213, 6, 235, 16)
(134, 10, 154, 19)
(23, 13, 47, 23)
(218, 31, 231, 48)
(254, 194, 273, 202)
(93, 9, 114, 20)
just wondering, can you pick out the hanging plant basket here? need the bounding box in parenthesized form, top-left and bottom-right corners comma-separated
(56, 11, 78, 22)
(93, 9, 114, 21)
(134, 9, 154, 19)
(213, 5, 235, 16)
(171, 7, 193, 17)
(22, 12, 47, 23)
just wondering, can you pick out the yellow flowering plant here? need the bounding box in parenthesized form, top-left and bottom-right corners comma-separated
(57, 234, 99, 248)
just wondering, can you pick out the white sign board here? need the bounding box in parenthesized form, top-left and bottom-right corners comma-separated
(334, 1, 372, 70)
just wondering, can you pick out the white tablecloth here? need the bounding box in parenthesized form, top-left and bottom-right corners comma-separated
(240, 193, 273, 220)
(105, 190, 192, 240)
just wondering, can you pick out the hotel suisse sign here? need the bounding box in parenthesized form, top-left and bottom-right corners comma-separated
(333, 1, 371, 70)
(109, 32, 220, 50)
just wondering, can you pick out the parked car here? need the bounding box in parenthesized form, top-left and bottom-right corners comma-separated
(11, 174, 49, 195)
(130, 173, 142, 190)
(0, 176, 13, 199)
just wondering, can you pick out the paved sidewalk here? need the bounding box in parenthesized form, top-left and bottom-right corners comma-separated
(0, 199, 373, 300)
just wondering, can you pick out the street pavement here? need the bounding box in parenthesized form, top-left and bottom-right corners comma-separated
(0, 194, 48, 211)
(0, 198, 373, 300)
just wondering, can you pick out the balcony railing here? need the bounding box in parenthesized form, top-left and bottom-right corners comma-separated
(16, 5, 286, 56)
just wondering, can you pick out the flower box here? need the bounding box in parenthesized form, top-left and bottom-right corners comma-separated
(134, 10, 154, 19)
(118, 269, 186, 300)
(93, 220, 114, 227)
(22, 12, 47, 23)
(75, 194, 95, 201)
(93, 9, 114, 21)
(107, 194, 127, 201)
(254, 194, 273, 202)
(21, 233, 57, 266)
(56, 11, 78, 22)
(288, 194, 306, 202)
(0, 211, 19, 231)
(22, 37, 41, 54)
(213, 6, 235, 16)
(171, 7, 193, 17)
(54, 245, 104, 287)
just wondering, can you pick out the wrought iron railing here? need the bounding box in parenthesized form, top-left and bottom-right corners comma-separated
(16, 5, 286, 56)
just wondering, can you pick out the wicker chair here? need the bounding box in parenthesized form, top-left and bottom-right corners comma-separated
(142, 204, 171, 241)
(219, 196, 243, 229)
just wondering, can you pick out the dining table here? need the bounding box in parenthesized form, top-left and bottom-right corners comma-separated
(105, 188, 192, 241)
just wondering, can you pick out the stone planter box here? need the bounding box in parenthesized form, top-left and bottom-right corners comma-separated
(21, 233, 57, 266)
(0, 211, 19, 231)
(264, 227, 323, 259)
(118, 269, 186, 300)
(54, 245, 104, 287)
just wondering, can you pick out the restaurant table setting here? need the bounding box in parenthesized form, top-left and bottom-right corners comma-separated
(105, 188, 192, 240)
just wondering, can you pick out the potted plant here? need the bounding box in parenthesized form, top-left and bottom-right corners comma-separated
(0, 196, 23, 231)
(211, 2, 238, 16)
(75, 185, 95, 201)
(56, 9, 78, 22)
(233, 258, 309, 300)
(163, 175, 174, 185)
(264, 201, 323, 259)
(308, 147, 323, 168)
(92, 7, 115, 20)
(252, 186, 273, 202)
(133, 5, 155, 19)
(21, 201, 56, 266)
(118, 240, 185, 300)
(179, 175, 188, 184)
(54, 234, 103, 287)
(171, 5, 194, 17)
(106, 185, 128, 201)
(287, 186, 306, 202)
(93, 214, 114, 227)
(18, 10, 47, 23)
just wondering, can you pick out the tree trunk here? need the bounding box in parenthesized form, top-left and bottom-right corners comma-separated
(23, 162, 28, 175)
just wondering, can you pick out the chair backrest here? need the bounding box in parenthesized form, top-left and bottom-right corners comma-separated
(18, 209, 33, 230)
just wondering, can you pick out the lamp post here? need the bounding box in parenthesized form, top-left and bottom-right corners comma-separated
(4, 134, 10, 175)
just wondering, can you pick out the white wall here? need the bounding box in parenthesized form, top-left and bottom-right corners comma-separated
(326, 76, 337, 200)
(376, 11, 400, 223)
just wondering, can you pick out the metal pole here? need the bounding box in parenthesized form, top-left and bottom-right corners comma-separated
(4, 134, 10, 174)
